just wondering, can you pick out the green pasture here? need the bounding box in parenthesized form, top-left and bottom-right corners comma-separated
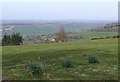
(2, 39, 118, 80)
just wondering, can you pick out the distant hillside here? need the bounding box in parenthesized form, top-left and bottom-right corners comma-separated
(104, 23, 120, 28)
(2, 22, 107, 36)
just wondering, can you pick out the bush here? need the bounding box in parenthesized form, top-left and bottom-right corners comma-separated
(112, 35, 119, 38)
(97, 37, 104, 39)
(61, 59, 73, 68)
(27, 61, 42, 74)
(91, 38, 97, 40)
(88, 56, 100, 63)
(112, 35, 120, 38)
(106, 36, 111, 39)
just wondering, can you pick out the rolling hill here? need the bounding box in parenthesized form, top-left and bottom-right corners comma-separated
(2, 38, 118, 80)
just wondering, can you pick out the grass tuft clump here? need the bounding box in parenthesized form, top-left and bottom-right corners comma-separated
(27, 61, 42, 74)
(27, 57, 42, 75)
(61, 59, 74, 68)
(88, 56, 100, 63)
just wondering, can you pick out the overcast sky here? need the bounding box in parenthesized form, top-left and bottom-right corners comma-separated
(2, 2, 118, 21)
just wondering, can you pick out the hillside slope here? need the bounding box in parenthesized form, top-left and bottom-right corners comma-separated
(2, 39, 118, 80)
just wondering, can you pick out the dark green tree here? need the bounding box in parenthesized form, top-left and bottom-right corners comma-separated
(2, 33, 23, 46)
(11, 33, 23, 45)
(2, 34, 11, 46)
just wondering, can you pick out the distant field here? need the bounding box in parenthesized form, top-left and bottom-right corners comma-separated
(2, 23, 105, 35)
(2, 39, 118, 80)
(22, 31, 118, 45)
(112, 26, 119, 28)
(68, 32, 118, 40)
(3, 25, 60, 35)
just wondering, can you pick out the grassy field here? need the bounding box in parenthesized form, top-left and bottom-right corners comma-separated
(68, 32, 118, 40)
(22, 31, 118, 45)
(2, 38, 118, 80)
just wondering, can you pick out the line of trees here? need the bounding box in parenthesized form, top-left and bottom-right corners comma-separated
(2, 33, 23, 46)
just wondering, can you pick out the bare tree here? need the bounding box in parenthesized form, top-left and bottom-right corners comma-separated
(56, 26, 68, 42)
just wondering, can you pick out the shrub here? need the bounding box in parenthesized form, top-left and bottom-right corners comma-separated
(27, 61, 42, 74)
(91, 38, 97, 40)
(88, 56, 100, 63)
(106, 36, 111, 39)
(112, 36, 115, 38)
(112, 35, 118, 38)
(97, 37, 104, 39)
(118, 35, 120, 38)
(61, 59, 73, 68)
(114, 35, 120, 38)
(91, 37, 104, 40)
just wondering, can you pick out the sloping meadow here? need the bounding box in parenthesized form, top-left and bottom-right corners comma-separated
(2, 39, 118, 80)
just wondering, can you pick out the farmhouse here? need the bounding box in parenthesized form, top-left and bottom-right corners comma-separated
(45, 38, 56, 43)
(50, 38, 56, 43)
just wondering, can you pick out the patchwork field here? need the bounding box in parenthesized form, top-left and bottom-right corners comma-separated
(2, 39, 118, 80)
(2, 23, 105, 35)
